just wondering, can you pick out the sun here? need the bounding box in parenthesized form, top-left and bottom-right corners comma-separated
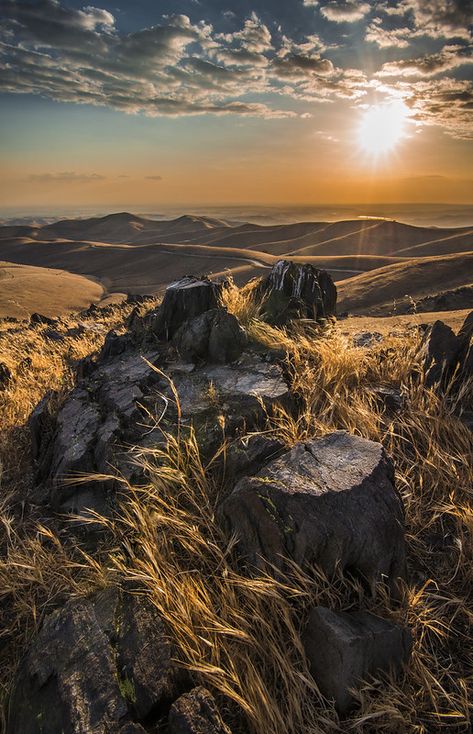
(357, 101, 409, 156)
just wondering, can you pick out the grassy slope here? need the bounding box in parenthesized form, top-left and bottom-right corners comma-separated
(0, 284, 471, 733)
(337, 251, 473, 315)
(0, 260, 104, 319)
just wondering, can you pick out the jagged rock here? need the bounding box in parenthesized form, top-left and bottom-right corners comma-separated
(220, 431, 406, 594)
(101, 329, 134, 359)
(172, 309, 247, 364)
(257, 260, 337, 326)
(168, 687, 232, 734)
(8, 589, 184, 734)
(0, 361, 12, 388)
(459, 310, 473, 341)
(421, 320, 464, 388)
(144, 276, 222, 340)
(302, 606, 412, 714)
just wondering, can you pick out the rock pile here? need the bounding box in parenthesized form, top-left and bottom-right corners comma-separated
(8, 263, 414, 731)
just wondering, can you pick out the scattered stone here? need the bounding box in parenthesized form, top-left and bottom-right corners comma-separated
(42, 328, 65, 343)
(8, 589, 184, 734)
(30, 312, 58, 327)
(353, 331, 383, 349)
(0, 361, 12, 388)
(168, 687, 232, 734)
(172, 308, 247, 364)
(369, 385, 404, 414)
(221, 431, 406, 594)
(257, 260, 337, 326)
(302, 606, 412, 714)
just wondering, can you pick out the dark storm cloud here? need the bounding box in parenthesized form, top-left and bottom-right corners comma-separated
(0, 0, 471, 136)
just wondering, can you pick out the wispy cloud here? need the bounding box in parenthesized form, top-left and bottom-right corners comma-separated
(27, 172, 105, 183)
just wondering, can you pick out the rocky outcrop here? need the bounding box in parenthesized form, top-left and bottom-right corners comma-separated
(221, 431, 406, 594)
(168, 687, 232, 734)
(7, 589, 185, 734)
(302, 606, 412, 714)
(257, 260, 337, 326)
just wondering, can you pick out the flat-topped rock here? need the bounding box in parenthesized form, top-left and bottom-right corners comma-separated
(220, 431, 406, 594)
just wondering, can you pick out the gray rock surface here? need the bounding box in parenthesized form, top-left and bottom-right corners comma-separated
(32, 341, 292, 516)
(168, 687, 232, 734)
(221, 431, 406, 594)
(302, 606, 412, 714)
(8, 589, 184, 734)
(257, 260, 337, 326)
(172, 308, 247, 364)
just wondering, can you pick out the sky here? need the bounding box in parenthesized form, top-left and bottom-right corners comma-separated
(0, 0, 472, 210)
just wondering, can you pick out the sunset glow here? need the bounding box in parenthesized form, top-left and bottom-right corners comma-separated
(357, 102, 409, 157)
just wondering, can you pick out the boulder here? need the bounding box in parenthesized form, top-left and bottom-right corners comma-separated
(144, 276, 222, 340)
(172, 309, 248, 364)
(302, 606, 412, 714)
(420, 320, 464, 388)
(8, 589, 184, 734)
(257, 260, 337, 326)
(220, 431, 406, 594)
(168, 687, 232, 734)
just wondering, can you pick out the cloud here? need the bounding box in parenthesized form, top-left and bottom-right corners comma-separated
(374, 76, 473, 138)
(378, 0, 473, 40)
(365, 18, 411, 47)
(27, 171, 105, 183)
(320, 1, 371, 23)
(377, 44, 473, 76)
(145, 175, 163, 180)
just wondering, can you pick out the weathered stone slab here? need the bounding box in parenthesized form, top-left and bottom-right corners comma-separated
(172, 308, 247, 364)
(221, 431, 406, 594)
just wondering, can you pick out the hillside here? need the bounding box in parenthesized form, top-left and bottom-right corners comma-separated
(0, 213, 472, 319)
(0, 261, 103, 319)
(337, 251, 473, 315)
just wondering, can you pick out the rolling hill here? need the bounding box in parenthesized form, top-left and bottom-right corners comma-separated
(0, 212, 472, 318)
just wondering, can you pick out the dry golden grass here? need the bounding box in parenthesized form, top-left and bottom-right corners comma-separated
(0, 282, 472, 733)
